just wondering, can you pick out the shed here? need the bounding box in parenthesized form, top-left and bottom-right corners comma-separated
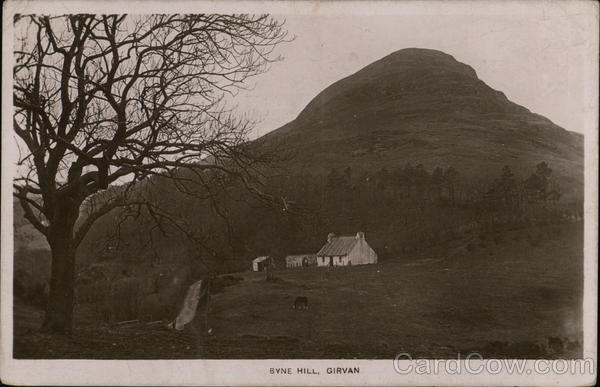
(252, 256, 270, 272)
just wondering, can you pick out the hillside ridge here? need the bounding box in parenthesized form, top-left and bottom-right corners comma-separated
(258, 47, 583, 193)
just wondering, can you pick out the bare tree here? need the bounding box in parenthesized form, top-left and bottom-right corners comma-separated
(13, 14, 289, 334)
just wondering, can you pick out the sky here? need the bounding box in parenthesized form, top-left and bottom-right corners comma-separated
(231, 4, 597, 139)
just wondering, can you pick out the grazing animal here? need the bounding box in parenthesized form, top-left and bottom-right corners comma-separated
(293, 296, 309, 310)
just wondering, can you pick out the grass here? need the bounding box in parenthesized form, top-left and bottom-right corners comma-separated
(208, 223, 582, 358)
(14, 223, 583, 359)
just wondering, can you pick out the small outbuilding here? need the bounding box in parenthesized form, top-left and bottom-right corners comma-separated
(285, 254, 317, 269)
(316, 232, 377, 267)
(252, 256, 270, 272)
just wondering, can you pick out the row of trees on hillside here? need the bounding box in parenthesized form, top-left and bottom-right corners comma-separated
(482, 162, 567, 218)
(77, 160, 580, 278)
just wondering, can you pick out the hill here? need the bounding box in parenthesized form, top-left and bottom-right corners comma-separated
(13, 48, 584, 264)
(258, 48, 583, 196)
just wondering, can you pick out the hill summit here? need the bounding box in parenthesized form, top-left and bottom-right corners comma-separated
(260, 48, 582, 193)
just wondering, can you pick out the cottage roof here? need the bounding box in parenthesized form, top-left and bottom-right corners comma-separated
(316, 236, 357, 256)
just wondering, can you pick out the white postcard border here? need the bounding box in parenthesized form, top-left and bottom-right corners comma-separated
(1, 1, 597, 386)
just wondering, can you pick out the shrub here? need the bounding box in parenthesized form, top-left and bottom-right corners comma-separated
(14, 269, 48, 308)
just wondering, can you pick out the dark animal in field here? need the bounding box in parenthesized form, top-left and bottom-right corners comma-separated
(293, 296, 309, 310)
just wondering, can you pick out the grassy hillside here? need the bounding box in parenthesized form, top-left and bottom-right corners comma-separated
(14, 222, 582, 359)
(208, 223, 582, 358)
(13, 199, 49, 252)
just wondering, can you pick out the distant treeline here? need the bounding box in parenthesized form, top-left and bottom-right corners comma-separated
(76, 161, 582, 272)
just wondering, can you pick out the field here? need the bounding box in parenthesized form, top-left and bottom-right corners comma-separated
(14, 222, 583, 359)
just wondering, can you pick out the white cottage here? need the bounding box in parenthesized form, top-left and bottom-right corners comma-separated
(316, 232, 377, 267)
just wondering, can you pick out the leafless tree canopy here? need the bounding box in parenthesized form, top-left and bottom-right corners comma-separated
(13, 14, 289, 246)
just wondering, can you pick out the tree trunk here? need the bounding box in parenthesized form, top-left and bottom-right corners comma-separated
(42, 196, 81, 335)
(42, 237, 77, 334)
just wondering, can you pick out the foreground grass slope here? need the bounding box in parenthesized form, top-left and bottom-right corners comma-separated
(209, 223, 583, 358)
(14, 222, 582, 359)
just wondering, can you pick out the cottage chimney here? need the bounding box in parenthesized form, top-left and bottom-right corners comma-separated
(327, 233, 335, 243)
(356, 231, 365, 240)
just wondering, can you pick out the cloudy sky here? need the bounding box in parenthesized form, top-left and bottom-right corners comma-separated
(232, 2, 597, 138)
